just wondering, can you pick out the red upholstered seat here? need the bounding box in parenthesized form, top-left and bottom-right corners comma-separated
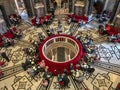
(40, 19, 45, 25)
(105, 24, 119, 35)
(45, 15, 52, 21)
(67, 14, 88, 23)
(114, 38, 120, 43)
(3, 31, 14, 39)
(31, 18, 37, 26)
(31, 15, 53, 26)
(67, 14, 73, 18)
(12, 27, 17, 32)
(8, 14, 17, 19)
(0, 61, 5, 67)
(59, 81, 64, 86)
(0, 42, 3, 47)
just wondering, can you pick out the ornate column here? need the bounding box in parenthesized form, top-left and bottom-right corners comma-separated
(84, 0, 89, 16)
(30, 0, 35, 16)
(72, 0, 75, 13)
(23, 0, 34, 17)
(113, 3, 120, 31)
(0, 18, 8, 34)
(45, 0, 50, 13)
(0, 5, 10, 27)
(69, 0, 73, 13)
(74, 1, 85, 16)
(110, 0, 120, 23)
(34, 3, 45, 17)
(43, 0, 47, 14)
(103, 0, 109, 10)
(87, 0, 94, 15)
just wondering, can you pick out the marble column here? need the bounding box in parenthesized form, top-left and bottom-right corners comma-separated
(23, 0, 33, 17)
(110, 0, 120, 23)
(43, 0, 47, 14)
(113, 3, 120, 30)
(72, 0, 75, 13)
(69, 0, 73, 13)
(0, 19, 8, 34)
(35, 4, 45, 17)
(30, 0, 35, 16)
(114, 15, 120, 31)
(103, 0, 109, 10)
(45, 0, 50, 13)
(74, 1, 85, 16)
(84, 0, 89, 16)
(87, 0, 94, 15)
(0, 5, 10, 27)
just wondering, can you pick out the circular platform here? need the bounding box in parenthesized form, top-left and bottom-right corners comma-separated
(38, 34, 83, 74)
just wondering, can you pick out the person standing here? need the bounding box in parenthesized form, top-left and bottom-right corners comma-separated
(0, 51, 10, 62)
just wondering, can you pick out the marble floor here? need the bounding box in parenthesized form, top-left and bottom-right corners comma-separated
(0, 16, 120, 90)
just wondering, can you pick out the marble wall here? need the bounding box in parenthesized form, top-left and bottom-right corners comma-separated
(0, 0, 17, 15)
(105, 0, 116, 11)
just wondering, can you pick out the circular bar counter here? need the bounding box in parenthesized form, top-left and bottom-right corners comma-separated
(38, 34, 83, 75)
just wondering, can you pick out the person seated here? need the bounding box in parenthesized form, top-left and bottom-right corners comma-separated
(68, 18, 72, 25)
(2, 36, 14, 47)
(9, 16, 16, 25)
(98, 24, 104, 32)
(58, 25, 62, 34)
(64, 68, 68, 75)
(58, 19, 61, 26)
(78, 19, 84, 27)
(46, 30, 52, 36)
(39, 60, 46, 69)
(90, 54, 100, 62)
(72, 69, 81, 78)
(57, 73, 63, 82)
(29, 47, 36, 55)
(88, 45, 96, 54)
(44, 18, 48, 25)
(89, 38, 93, 45)
(86, 66, 95, 75)
(41, 78, 49, 89)
(61, 73, 70, 87)
(116, 33, 120, 39)
(10, 26, 22, 39)
(80, 62, 89, 71)
(36, 17, 40, 25)
(69, 63, 74, 73)
(102, 16, 107, 22)
(9, 26, 17, 34)
(84, 34, 90, 40)
(109, 34, 117, 42)
(100, 28, 109, 35)
(27, 67, 35, 77)
(74, 75, 85, 83)
(16, 14, 21, 21)
(43, 66, 52, 79)
(38, 33, 45, 42)
(76, 34, 81, 40)
(10, 15, 19, 25)
(50, 28, 54, 35)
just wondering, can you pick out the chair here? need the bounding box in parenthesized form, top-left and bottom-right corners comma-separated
(0, 61, 6, 67)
